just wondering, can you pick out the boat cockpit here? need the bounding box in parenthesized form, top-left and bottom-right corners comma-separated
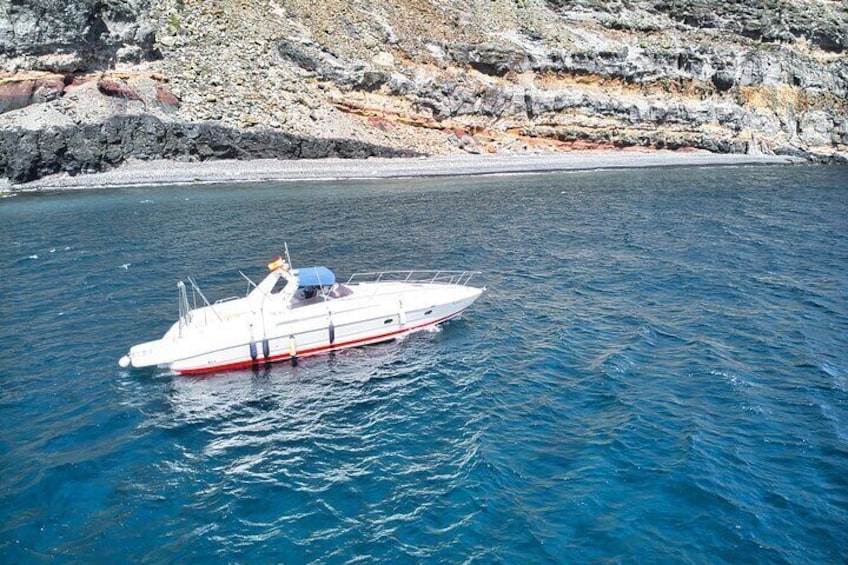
(272, 266, 354, 307)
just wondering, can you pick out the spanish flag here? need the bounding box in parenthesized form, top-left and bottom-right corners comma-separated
(267, 255, 287, 272)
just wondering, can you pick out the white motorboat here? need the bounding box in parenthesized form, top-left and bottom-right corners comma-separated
(118, 251, 484, 375)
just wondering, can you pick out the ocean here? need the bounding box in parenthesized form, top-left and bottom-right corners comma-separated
(1, 165, 846, 563)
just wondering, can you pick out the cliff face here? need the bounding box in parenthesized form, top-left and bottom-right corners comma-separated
(1, 0, 846, 182)
(0, 0, 160, 70)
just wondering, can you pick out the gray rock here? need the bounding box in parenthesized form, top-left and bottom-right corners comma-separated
(0, 115, 419, 183)
(2, 0, 844, 179)
(648, 0, 848, 53)
(799, 111, 835, 145)
(0, 0, 161, 71)
(450, 41, 532, 76)
(277, 39, 328, 73)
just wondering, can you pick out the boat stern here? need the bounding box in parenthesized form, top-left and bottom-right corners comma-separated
(118, 337, 176, 369)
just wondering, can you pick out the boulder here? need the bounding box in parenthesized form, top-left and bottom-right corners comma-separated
(452, 41, 531, 76)
(0, 75, 67, 114)
(97, 78, 142, 100)
(155, 86, 180, 108)
(0, 80, 37, 114)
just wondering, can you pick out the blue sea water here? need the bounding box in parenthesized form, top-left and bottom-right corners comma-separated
(1, 165, 847, 563)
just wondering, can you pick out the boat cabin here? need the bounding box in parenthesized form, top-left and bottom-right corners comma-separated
(273, 266, 352, 306)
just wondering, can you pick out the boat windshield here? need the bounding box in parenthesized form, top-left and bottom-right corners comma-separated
(267, 264, 350, 303)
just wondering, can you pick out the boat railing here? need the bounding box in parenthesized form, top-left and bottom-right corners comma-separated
(345, 270, 480, 287)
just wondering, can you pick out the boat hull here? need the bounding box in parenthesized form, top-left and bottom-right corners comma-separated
(174, 305, 470, 375)
(125, 282, 482, 375)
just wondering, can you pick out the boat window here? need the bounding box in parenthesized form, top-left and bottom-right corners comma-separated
(384, 318, 393, 324)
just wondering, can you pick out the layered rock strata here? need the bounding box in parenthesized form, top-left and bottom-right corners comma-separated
(1, 0, 846, 183)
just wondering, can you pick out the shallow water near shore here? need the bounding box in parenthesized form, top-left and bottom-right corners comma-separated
(1, 165, 847, 563)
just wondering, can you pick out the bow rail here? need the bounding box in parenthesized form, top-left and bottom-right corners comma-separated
(345, 270, 480, 287)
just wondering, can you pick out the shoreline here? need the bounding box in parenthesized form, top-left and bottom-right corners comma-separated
(1, 151, 804, 192)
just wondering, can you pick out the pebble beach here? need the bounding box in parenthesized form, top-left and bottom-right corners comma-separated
(1, 151, 803, 192)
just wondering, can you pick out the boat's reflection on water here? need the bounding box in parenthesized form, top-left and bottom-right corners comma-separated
(157, 329, 445, 430)
(111, 319, 476, 491)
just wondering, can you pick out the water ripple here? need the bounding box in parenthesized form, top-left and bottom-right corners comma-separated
(1, 167, 847, 562)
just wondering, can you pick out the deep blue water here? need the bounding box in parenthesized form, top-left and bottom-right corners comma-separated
(1, 165, 847, 563)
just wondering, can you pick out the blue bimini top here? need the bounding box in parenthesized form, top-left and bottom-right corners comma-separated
(293, 266, 336, 287)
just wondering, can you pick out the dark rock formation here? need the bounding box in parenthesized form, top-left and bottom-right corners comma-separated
(650, 0, 848, 53)
(1, 0, 846, 184)
(0, 115, 418, 183)
(451, 41, 532, 76)
(545, 0, 847, 53)
(443, 39, 848, 97)
(0, 0, 161, 71)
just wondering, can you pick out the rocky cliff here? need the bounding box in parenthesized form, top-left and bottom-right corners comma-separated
(1, 0, 846, 182)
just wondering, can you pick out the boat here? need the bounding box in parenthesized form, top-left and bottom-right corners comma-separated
(118, 250, 484, 375)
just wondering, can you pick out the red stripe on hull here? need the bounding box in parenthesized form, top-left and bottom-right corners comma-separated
(175, 309, 467, 376)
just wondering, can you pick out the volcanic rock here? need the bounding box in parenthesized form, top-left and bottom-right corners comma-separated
(1, 0, 846, 183)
